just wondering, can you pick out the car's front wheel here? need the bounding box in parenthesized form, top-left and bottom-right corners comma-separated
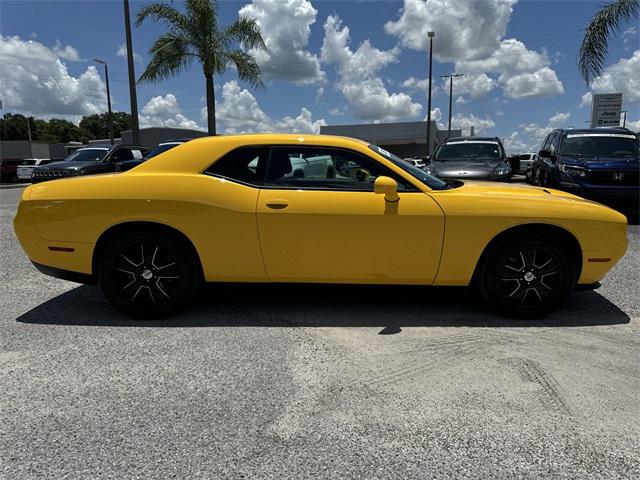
(98, 229, 201, 319)
(478, 232, 577, 318)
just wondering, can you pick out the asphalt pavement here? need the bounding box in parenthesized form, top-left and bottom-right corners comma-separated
(1, 186, 639, 479)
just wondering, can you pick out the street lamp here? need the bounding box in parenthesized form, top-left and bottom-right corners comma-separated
(440, 73, 464, 138)
(93, 59, 114, 145)
(425, 31, 435, 158)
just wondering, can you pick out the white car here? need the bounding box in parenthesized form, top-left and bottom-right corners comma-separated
(16, 159, 58, 181)
(517, 153, 536, 174)
(403, 157, 426, 169)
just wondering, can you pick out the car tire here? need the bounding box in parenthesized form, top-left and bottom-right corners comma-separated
(478, 232, 577, 318)
(98, 229, 201, 319)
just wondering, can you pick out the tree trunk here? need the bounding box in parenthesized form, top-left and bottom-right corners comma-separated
(205, 74, 216, 136)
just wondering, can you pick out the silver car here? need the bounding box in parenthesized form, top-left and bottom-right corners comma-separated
(426, 137, 511, 181)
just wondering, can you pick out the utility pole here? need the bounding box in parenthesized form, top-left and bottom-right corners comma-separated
(621, 110, 627, 128)
(26, 116, 33, 158)
(94, 59, 114, 145)
(123, 0, 140, 145)
(425, 31, 435, 158)
(440, 73, 464, 138)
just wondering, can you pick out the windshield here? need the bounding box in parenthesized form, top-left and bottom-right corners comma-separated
(65, 149, 108, 162)
(435, 142, 502, 162)
(560, 134, 639, 158)
(145, 142, 182, 159)
(368, 144, 450, 190)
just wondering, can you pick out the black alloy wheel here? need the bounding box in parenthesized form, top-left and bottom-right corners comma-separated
(99, 230, 200, 319)
(479, 232, 576, 318)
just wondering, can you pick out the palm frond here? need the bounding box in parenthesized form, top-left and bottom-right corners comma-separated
(579, 0, 640, 83)
(136, 2, 190, 32)
(224, 50, 263, 88)
(138, 32, 195, 83)
(223, 17, 266, 51)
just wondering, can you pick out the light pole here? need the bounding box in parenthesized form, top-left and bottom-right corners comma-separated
(124, 0, 141, 145)
(621, 110, 627, 127)
(94, 59, 114, 145)
(441, 73, 464, 138)
(425, 31, 435, 158)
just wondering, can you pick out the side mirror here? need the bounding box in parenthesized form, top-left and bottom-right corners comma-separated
(538, 149, 551, 158)
(374, 176, 399, 202)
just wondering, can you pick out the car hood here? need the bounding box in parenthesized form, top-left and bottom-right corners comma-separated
(559, 155, 639, 171)
(38, 160, 106, 171)
(451, 180, 587, 201)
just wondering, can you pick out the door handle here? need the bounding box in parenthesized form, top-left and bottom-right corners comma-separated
(265, 199, 289, 209)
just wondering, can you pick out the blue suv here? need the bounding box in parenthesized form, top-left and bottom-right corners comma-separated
(531, 128, 639, 205)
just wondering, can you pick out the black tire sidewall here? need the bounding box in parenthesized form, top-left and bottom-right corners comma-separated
(98, 230, 200, 319)
(480, 232, 576, 318)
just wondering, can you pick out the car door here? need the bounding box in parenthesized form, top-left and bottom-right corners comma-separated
(256, 146, 445, 284)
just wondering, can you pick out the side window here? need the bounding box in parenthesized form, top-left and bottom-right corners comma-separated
(540, 134, 552, 152)
(264, 147, 411, 191)
(111, 149, 134, 161)
(549, 133, 559, 154)
(205, 147, 269, 186)
(131, 149, 143, 159)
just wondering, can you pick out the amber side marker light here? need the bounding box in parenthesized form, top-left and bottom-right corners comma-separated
(48, 246, 75, 253)
(587, 258, 611, 263)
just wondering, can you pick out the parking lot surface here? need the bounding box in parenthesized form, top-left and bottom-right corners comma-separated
(1, 186, 639, 479)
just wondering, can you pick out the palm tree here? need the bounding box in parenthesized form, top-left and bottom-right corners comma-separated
(136, 0, 266, 135)
(578, 0, 639, 83)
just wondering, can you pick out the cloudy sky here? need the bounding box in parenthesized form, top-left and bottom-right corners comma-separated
(1, 0, 638, 152)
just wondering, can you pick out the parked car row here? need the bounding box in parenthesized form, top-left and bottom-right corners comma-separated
(23, 140, 188, 183)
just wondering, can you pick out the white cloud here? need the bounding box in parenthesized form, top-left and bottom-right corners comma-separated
(548, 111, 570, 127)
(239, 0, 325, 85)
(385, 0, 516, 61)
(439, 113, 495, 136)
(580, 92, 592, 108)
(456, 39, 564, 99)
(52, 40, 81, 62)
(321, 15, 422, 122)
(504, 111, 572, 153)
(140, 94, 203, 130)
(441, 73, 496, 99)
(386, 1, 563, 100)
(502, 131, 530, 153)
(0, 35, 106, 120)
(402, 76, 430, 92)
(586, 49, 640, 104)
(117, 44, 142, 63)
(501, 67, 564, 99)
(426, 107, 442, 122)
(215, 80, 326, 133)
(625, 119, 640, 131)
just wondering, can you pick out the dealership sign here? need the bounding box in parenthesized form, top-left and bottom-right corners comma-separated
(590, 93, 622, 127)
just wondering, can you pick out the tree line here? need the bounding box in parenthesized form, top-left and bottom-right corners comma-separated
(0, 112, 132, 144)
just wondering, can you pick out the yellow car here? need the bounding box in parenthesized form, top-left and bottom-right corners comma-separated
(14, 134, 628, 319)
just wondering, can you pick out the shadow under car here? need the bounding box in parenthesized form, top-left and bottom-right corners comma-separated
(16, 283, 630, 329)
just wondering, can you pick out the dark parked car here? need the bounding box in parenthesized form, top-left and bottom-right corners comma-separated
(142, 139, 188, 160)
(426, 137, 511, 181)
(531, 128, 639, 205)
(31, 145, 150, 183)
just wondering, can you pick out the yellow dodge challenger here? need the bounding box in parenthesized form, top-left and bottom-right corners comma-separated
(14, 134, 628, 319)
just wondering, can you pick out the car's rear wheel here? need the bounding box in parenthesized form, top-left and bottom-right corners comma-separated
(98, 230, 201, 319)
(478, 232, 577, 318)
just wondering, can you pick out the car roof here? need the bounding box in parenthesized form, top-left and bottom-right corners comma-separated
(553, 127, 635, 135)
(129, 133, 373, 175)
(77, 146, 110, 151)
(443, 136, 500, 143)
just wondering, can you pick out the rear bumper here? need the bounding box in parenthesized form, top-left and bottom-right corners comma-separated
(32, 261, 96, 285)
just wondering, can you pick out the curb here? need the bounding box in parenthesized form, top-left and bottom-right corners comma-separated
(0, 184, 29, 190)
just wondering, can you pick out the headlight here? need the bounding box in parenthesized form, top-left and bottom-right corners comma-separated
(559, 164, 586, 177)
(491, 165, 510, 177)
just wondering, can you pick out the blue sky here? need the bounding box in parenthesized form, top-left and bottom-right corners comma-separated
(1, 0, 638, 152)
